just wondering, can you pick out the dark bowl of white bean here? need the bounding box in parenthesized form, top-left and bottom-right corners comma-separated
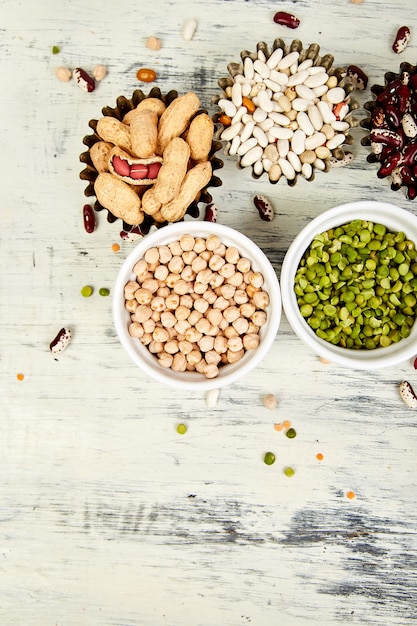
(113, 220, 282, 390)
(281, 200, 417, 369)
(213, 39, 360, 185)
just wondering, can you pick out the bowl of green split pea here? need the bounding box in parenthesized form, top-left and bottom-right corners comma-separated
(280, 201, 417, 369)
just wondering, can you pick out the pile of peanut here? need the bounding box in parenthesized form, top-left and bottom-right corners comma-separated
(124, 233, 270, 379)
(89, 91, 214, 226)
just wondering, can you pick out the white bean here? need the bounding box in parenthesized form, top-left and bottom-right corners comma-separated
(253, 107, 267, 123)
(269, 70, 289, 86)
(240, 145, 263, 167)
(326, 133, 346, 150)
(308, 65, 326, 75)
(295, 84, 316, 100)
(253, 59, 270, 79)
(253, 159, 264, 176)
(263, 78, 285, 93)
(181, 19, 197, 40)
(327, 87, 346, 104)
(266, 47, 284, 69)
(268, 111, 291, 126)
(277, 138, 290, 158)
(243, 56, 254, 80)
(231, 106, 247, 125)
(252, 125, 269, 148)
(317, 100, 336, 123)
(287, 70, 310, 87)
(292, 98, 310, 112)
(269, 126, 294, 140)
(307, 105, 323, 131)
(240, 120, 255, 143)
(297, 58, 314, 72)
(297, 111, 314, 136)
(314, 157, 326, 171)
(278, 157, 296, 180)
(257, 117, 275, 132)
(218, 98, 236, 118)
(287, 150, 302, 172)
(257, 49, 267, 62)
(277, 51, 299, 70)
(301, 162, 313, 179)
(304, 72, 329, 88)
(257, 89, 273, 113)
(237, 137, 258, 156)
(261, 157, 273, 172)
(331, 120, 350, 132)
(221, 121, 243, 141)
(231, 82, 242, 107)
(228, 134, 241, 156)
(304, 132, 326, 150)
(313, 85, 328, 98)
(241, 82, 252, 97)
(291, 129, 307, 155)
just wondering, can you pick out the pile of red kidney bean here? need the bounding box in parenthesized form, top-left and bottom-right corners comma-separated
(362, 62, 417, 200)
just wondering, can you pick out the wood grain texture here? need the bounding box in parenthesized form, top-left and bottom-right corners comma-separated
(1, 0, 417, 624)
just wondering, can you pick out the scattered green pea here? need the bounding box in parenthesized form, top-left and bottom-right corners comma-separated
(285, 428, 297, 439)
(284, 467, 295, 477)
(263, 452, 276, 466)
(52, 45, 60, 54)
(81, 285, 93, 297)
(176, 423, 187, 435)
(294, 220, 417, 350)
(99, 287, 110, 297)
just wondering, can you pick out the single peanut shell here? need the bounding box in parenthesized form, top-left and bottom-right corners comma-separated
(94, 172, 144, 225)
(129, 109, 159, 158)
(186, 113, 214, 162)
(96, 117, 132, 153)
(90, 140, 113, 172)
(153, 137, 190, 204)
(141, 188, 162, 216)
(123, 98, 166, 125)
(157, 91, 200, 155)
(160, 161, 212, 222)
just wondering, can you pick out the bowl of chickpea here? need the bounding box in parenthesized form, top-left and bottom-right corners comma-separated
(113, 220, 282, 390)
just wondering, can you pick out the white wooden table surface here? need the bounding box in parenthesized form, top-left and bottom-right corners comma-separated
(1, 1, 417, 624)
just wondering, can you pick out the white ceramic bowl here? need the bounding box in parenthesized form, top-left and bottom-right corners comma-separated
(113, 221, 282, 390)
(281, 201, 417, 369)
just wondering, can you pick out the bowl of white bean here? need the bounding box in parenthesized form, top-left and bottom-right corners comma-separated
(214, 39, 360, 185)
(280, 200, 417, 369)
(113, 220, 282, 390)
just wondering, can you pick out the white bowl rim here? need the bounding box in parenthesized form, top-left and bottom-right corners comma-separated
(113, 220, 282, 390)
(281, 200, 417, 369)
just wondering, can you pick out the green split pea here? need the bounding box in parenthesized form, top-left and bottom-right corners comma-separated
(294, 220, 417, 350)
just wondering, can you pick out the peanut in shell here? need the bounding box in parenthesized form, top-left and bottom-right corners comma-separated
(94, 172, 144, 225)
(157, 91, 200, 155)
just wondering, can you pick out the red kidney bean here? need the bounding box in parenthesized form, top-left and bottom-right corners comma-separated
(147, 162, 162, 179)
(273, 11, 300, 29)
(370, 128, 403, 148)
(83, 204, 96, 233)
(385, 104, 402, 129)
(73, 67, 95, 92)
(204, 203, 218, 222)
(399, 165, 416, 185)
(376, 79, 402, 104)
(402, 142, 417, 166)
(377, 151, 402, 178)
(253, 195, 274, 221)
(407, 184, 417, 200)
(346, 65, 368, 91)
(397, 83, 410, 113)
(112, 155, 130, 177)
(50, 328, 72, 354)
(130, 164, 149, 179)
(392, 26, 411, 54)
(371, 106, 387, 129)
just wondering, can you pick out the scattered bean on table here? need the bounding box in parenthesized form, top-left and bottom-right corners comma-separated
(264, 452, 276, 465)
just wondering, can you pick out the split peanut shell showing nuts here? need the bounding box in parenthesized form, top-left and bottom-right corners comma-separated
(79, 87, 224, 233)
(214, 38, 359, 186)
